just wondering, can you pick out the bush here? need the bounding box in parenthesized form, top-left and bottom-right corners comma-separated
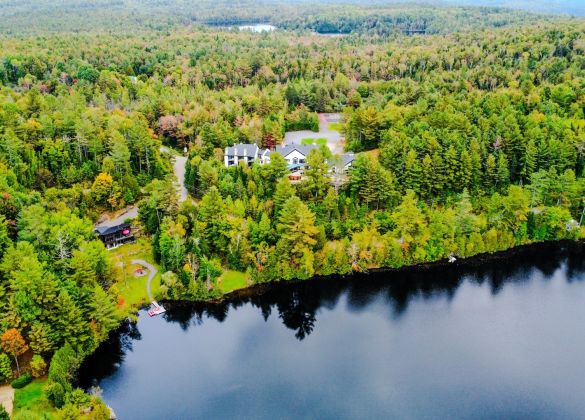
(48, 344, 80, 393)
(0, 353, 12, 382)
(30, 355, 47, 378)
(11, 373, 32, 389)
(0, 405, 8, 420)
(45, 381, 66, 408)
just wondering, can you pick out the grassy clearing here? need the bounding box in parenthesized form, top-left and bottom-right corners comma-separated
(218, 270, 249, 294)
(328, 122, 343, 132)
(301, 137, 328, 146)
(12, 379, 55, 419)
(110, 238, 161, 309)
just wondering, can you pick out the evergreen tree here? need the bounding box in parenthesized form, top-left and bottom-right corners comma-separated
(497, 152, 511, 191)
(403, 149, 422, 193)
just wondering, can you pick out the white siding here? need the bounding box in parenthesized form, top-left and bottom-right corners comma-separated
(283, 149, 307, 165)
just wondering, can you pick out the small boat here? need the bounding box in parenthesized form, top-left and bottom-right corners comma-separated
(448, 255, 457, 263)
(148, 301, 166, 317)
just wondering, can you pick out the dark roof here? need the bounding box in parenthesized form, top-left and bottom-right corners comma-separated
(225, 143, 259, 157)
(274, 144, 318, 157)
(328, 153, 356, 168)
(95, 223, 131, 236)
(341, 153, 356, 167)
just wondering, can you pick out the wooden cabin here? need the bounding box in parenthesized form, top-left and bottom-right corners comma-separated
(95, 223, 135, 249)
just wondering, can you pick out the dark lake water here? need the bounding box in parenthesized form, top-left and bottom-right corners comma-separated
(79, 242, 585, 419)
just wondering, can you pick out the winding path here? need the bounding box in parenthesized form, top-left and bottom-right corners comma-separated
(131, 259, 158, 302)
(95, 206, 139, 228)
(0, 385, 13, 417)
(96, 147, 188, 228)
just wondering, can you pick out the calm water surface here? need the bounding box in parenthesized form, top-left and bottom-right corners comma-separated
(79, 243, 585, 419)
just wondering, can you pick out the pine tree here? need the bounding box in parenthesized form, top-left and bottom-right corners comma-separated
(521, 139, 537, 183)
(469, 139, 483, 193)
(54, 291, 88, 348)
(198, 187, 229, 255)
(444, 146, 459, 192)
(497, 152, 510, 191)
(403, 149, 422, 193)
(29, 322, 56, 355)
(301, 149, 330, 201)
(277, 197, 319, 271)
(420, 154, 434, 200)
(484, 154, 498, 192)
(273, 177, 296, 218)
(392, 190, 429, 255)
(90, 286, 119, 341)
(458, 149, 473, 192)
(431, 150, 446, 197)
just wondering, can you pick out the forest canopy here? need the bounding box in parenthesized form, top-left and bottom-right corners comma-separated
(0, 0, 569, 34)
(0, 2, 584, 417)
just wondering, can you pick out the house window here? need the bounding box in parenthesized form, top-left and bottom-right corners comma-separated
(292, 157, 299, 164)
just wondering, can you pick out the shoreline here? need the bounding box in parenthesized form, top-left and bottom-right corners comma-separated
(157, 238, 584, 308)
(77, 238, 584, 391)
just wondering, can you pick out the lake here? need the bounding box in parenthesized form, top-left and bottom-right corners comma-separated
(79, 242, 585, 419)
(237, 24, 276, 32)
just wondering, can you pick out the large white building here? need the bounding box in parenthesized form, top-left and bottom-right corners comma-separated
(224, 144, 270, 167)
(224, 143, 319, 168)
(224, 143, 355, 172)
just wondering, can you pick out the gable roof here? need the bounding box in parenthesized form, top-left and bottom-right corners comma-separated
(327, 153, 356, 169)
(341, 153, 356, 167)
(225, 143, 259, 157)
(274, 144, 319, 158)
(95, 223, 131, 236)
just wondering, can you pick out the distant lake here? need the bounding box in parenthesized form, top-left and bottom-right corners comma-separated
(237, 24, 276, 32)
(79, 242, 585, 419)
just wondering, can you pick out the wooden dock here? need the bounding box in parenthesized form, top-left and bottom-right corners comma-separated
(148, 301, 166, 317)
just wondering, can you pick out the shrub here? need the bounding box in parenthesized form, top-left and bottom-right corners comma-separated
(66, 388, 91, 409)
(0, 405, 8, 420)
(11, 373, 32, 389)
(30, 355, 47, 378)
(0, 353, 12, 382)
(45, 381, 66, 408)
(48, 344, 80, 393)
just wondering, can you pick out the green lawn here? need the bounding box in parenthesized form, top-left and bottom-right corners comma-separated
(301, 137, 327, 146)
(12, 379, 55, 419)
(110, 239, 161, 310)
(218, 270, 249, 294)
(328, 122, 343, 132)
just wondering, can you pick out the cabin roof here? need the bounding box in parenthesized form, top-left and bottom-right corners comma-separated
(94, 223, 131, 236)
(341, 153, 355, 167)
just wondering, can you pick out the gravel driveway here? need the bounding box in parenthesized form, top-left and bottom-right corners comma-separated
(284, 113, 344, 155)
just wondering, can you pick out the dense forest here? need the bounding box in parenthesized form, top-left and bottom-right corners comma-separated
(0, 0, 567, 34)
(0, 1, 584, 418)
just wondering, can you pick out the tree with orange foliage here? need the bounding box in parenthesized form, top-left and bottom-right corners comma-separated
(1, 329, 28, 375)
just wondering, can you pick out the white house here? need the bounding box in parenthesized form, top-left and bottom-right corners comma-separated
(225, 143, 320, 168)
(329, 153, 356, 174)
(262, 144, 319, 166)
(224, 143, 271, 167)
